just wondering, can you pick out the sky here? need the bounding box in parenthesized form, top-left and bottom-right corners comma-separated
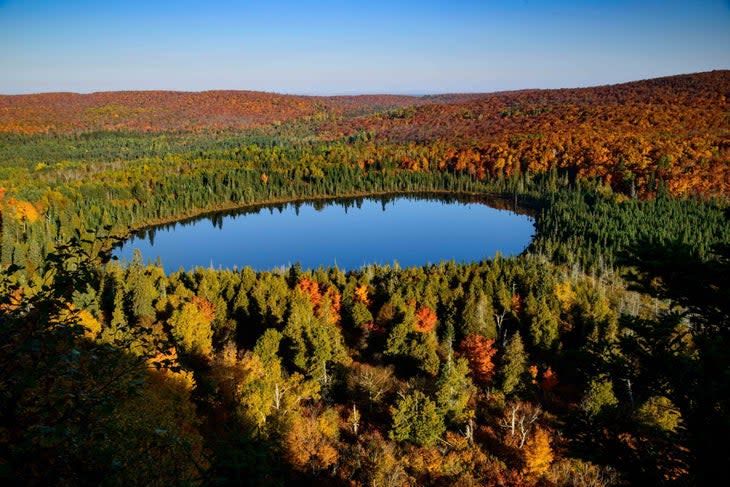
(1, 0, 729, 95)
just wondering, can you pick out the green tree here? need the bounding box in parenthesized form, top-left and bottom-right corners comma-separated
(384, 297, 440, 375)
(124, 250, 158, 323)
(0, 240, 204, 485)
(461, 288, 497, 339)
(435, 354, 476, 424)
(635, 396, 682, 433)
(283, 289, 349, 382)
(500, 332, 528, 395)
(526, 294, 559, 351)
(581, 378, 618, 418)
(253, 328, 283, 367)
(389, 390, 445, 447)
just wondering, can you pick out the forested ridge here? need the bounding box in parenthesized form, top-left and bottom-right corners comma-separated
(1, 72, 729, 486)
(3, 71, 728, 196)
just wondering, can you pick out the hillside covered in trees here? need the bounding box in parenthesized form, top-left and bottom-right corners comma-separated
(1, 72, 729, 486)
(0, 91, 471, 134)
(2, 71, 728, 196)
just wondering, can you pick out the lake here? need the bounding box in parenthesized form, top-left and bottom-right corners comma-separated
(112, 194, 535, 272)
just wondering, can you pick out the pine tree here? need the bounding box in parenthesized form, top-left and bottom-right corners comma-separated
(500, 332, 528, 395)
(389, 390, 445, 447)
(435, 354, 476, 424)
(528, 295, 559, 351)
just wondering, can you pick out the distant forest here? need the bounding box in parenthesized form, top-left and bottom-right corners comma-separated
(1, 71, 728, 486)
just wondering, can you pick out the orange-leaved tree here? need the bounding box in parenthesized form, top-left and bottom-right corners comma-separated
(414, 305, 437, 333)
(459, 334, 497, 386)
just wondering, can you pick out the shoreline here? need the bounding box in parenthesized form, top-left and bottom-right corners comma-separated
(105, 188, 541, 268)
(113, 187, 539, 242)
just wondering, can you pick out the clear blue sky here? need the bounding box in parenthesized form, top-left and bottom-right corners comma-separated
(1, 0, 728, 94)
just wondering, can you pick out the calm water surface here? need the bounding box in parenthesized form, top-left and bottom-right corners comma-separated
(113, 195, 534, 272)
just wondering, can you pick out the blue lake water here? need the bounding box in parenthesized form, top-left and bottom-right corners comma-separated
(112, 195, 534, 272)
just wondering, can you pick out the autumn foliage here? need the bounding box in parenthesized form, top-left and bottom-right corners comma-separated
(298, 278, 323, 308)
(354, 284, 370, 306)
(1, 70, 726, 486)
(298, 277, 342, 325)
(541, 367, 559, 394)
(0, 196, 41, 223)
(0, 90, 425, 134)
(190, 295, 215, 324)
(414, 305, 437, 333)
(459, 334, 497, 386)
(325, 71, 730, 196)
(523, 427, 554, 477)
(284, 410, 340, 472)
(2, 71, 727, 195)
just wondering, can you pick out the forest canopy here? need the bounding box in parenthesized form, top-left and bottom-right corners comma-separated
(1, 71, 729, 486)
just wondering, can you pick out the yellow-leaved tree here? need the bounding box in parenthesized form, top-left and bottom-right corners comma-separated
(523, 427, 554, 478)
(169, 296, 215, 356)
(283, 408, 340, 473)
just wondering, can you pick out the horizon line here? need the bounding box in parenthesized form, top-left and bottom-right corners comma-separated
(2, 68, 728, 98)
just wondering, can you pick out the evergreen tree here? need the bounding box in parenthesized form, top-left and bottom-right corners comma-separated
(581, 378, 618, 419)
(435, 354, 476, 424)
(389, 390, 445, 447)
(527, 294, 559, 351)
(500, 332, 528, 395)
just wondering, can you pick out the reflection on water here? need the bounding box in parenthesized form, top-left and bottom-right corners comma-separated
(113, 194, 535, 272)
